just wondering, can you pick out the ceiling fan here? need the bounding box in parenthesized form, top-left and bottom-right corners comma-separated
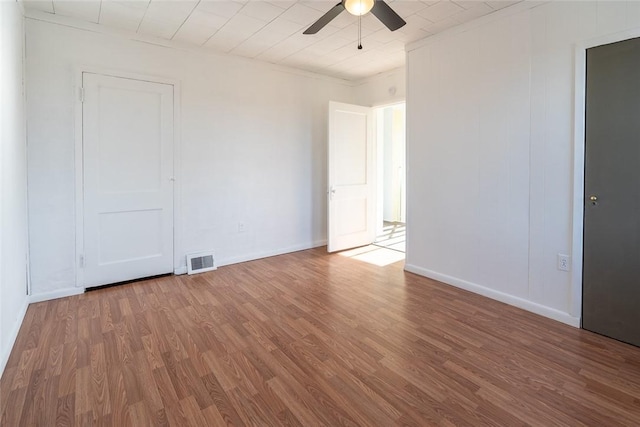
(303, 0, 406, 40)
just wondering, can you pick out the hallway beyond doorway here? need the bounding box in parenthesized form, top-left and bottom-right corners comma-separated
(374, 221, 405, 253)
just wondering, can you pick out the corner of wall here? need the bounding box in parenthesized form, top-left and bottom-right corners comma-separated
(0, 0, 30, 380)
(0, 297, 29, 378)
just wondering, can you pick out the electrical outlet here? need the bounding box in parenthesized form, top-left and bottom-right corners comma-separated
(238, 222, 246, 233)
(557, 254, 571, 272)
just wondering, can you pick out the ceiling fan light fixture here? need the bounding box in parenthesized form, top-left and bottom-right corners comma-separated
(344, 0, 375, 16)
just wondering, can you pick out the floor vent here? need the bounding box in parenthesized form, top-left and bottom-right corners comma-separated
(186, 252, 217, 275)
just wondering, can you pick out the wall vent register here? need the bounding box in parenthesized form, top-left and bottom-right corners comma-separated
(186, 252, 217, 275)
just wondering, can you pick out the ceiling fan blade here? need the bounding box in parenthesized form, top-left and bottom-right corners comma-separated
(371, 0, 406, 31)
(303, 2, 345, 35)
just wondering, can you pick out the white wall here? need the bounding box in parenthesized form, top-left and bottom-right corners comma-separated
(406, 1, 640, 326)
(382, 108, 395, 221)
(354, 67, 406, 107)
(381, 105, 406, 223)
(0, 0, 29, 376)
(26, 19, 354, 298)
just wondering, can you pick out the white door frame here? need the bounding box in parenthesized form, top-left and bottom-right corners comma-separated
(74, 66, 182, 288)
(373, 101, 406, 238)
(571, 27, 640, 321)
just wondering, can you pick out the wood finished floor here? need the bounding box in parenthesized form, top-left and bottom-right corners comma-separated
(2, 248, 640, 426)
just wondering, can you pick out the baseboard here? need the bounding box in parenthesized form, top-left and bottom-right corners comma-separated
(29, 287, 84, 304)
(174, 266, 188, 276)
(217, 240, 327, 268)
(0, 297, 29, 379)
(404, 264, 581, 328)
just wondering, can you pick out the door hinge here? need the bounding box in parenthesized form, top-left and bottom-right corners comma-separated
(79, 87, 85, 103)
(79, 255, 84, 268)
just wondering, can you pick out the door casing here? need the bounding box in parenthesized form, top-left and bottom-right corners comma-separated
(74, 67, 183, 288)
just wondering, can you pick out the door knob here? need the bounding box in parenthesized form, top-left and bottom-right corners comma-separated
(589, 195, 598, 206)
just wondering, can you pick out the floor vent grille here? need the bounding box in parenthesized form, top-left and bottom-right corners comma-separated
(187, 252, 217, 275)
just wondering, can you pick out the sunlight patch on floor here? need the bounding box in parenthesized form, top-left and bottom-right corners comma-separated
(338, 245, 405, 267)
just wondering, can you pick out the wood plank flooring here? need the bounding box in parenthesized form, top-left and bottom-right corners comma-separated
(2, 247, 640, 426)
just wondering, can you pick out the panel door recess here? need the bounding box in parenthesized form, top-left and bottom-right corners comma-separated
(82, 72, 174, 288)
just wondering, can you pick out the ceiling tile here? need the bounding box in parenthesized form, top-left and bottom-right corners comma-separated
(99, 1, 148, 33)
(417, 1, 464, 22)
(365, 28, 400, 44)
(54, 0, 101, 23)
(379, 39, 406, 52)
(138, 0, 199, 39)
(386, 1, 430, 17)
(231, 40, 273, 57)
(324, 44, 356, 63)
(197, 1, 244, 19)
(246, 25, 294, 45)
(203, 29, 247, 52)
(172, 9, 229, 45)
(300, 1, 339, 12)
(454, 3, 494, 24)
(400, 12, 432, 32)
(240, 1, 287, 21)
(423, 16, 460, 33)
(23, 0, 55, 14)
(327, 10, 358, 29)
(486, 1, 520, 10)
(262, 17, 306, 35)
(257, 33, 309, 62)
(453, 0, 489, 10)
(360, 13, 386, 31)
(305, 34, 353, 55)
(267, 1, 297, 9)
(397, 28, 430, 43)
(308, 23, 343, 38)
(219, 13, 268, 37)
(279, 3, 322, 25)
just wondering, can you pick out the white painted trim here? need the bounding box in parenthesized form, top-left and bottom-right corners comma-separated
(174, 266, 188, 276)
(22, 5, 31, 296)
(74, 67, 182, 287)
(371, 99, 406, 110)
(406, 1, 547, 53)
(0, 298, 29, 378)
(74, 70, 84, 287)
(571, 45, 586, 321)
(405, 264, 580, 327)
(570, 26, 640, 323)
(172, 80, 184, 276)
(217, 240, 327, 268)
(29, 287, 84, 304)
(23, 9, 355, 87)
(77, 65, 181, 88)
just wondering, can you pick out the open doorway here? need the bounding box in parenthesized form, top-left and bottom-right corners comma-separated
(326, 100, 406, 263)
(375, 103, 406, 253)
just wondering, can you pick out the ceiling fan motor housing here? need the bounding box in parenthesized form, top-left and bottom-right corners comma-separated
(303, 0, 406, 35)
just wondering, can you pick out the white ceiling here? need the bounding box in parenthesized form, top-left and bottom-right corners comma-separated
(23, 0, 521, 80)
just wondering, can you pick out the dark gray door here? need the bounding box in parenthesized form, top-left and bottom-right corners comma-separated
(583, 37, 640, 346)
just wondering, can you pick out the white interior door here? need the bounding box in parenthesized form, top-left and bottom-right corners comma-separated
(82, 73, 174, 288)
(328, 101, 375, 253)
